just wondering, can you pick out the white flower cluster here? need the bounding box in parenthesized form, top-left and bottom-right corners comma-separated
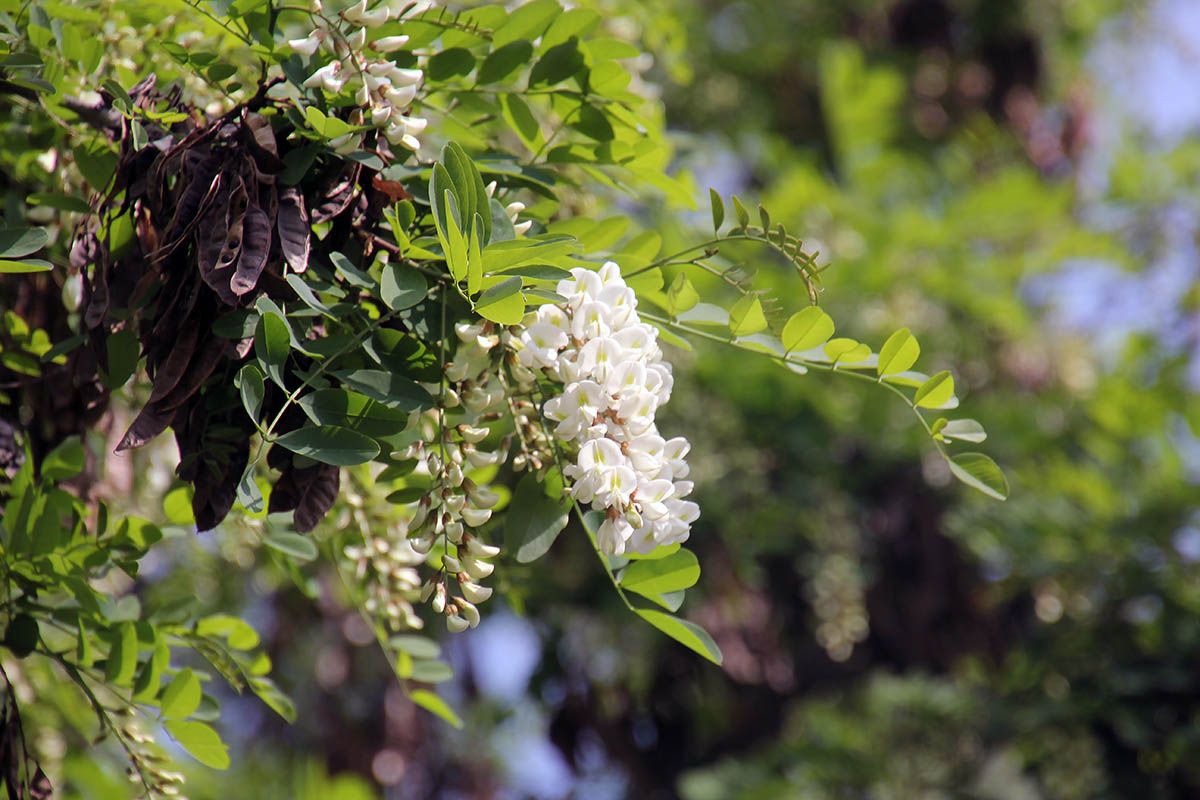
(516, 262, 698, 556)
(289, 0, 431, 152)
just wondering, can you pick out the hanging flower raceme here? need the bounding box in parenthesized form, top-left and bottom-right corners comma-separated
(514, 262, 699, 556)
(289, 0, 430, 151)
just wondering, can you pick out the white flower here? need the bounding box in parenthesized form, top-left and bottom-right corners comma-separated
(371, 35, 410, 52)
(288, 32, 322, 56)
(303, 60, 341, 89)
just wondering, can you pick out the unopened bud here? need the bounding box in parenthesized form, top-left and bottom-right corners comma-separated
(460, 505, 492, 527)
(458, 424, 490, 443)
(456, 598, 480, 627)
(464, 535, 501, 558)
(431, 582, 447, 613)
(461, 553, 494, 580)
(446, 613, 469, 633)
(458, 577, 493, 604)
(441, 554, 463, 574)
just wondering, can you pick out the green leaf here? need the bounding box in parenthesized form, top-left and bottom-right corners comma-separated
(249, 676, 297, 723)
(635, 610, 723, 665)
(264, 531, 319, 562)
(781, 307, 835, 352)
(478, 39, 533, 84)
(41, 436, 84, 481)
(237, 364, 265, 423)
(285, 273, 334, 317)
(492, 0, 561, 48)
(709, 189, 724, 233)
(0, 259, 53, 273)
(164, 721, 230, 770)
(947, 452, 1008, 500)
(475, 276, 523, 307)
(329, 251, 372, 289)
(410, 689, 463, 728)
(297, 389, 408, 438)
(442, 190, 469, 281)
(666, 273, 700, 315)
(237, 462, 264, 514)
(728, 295, 767, 337)
(333, 369, 435, 411)
(529, 37, 584, 86)
(132, 640, 167, 702)
(941, 418, 988, 443)
(196, 615, 260, 649)
(409, 659, 454, 683)
(501, 94, 544, 153)
(26, 192, 91, 213)
(391, 635, 441, 660)
(102, 325, 138, 390)
(620, 549, 700, 597)
(505, 473, 570, 563)
(428, 48, 476, 81)
(914, 370, 955, 409)
(877, 328, 921, 376)
(0, 227, 49, 258)
(255, 312, 290, 389)
(731, 195, 750, 228)
(273, 425, 380, 466)
(493, 264, 572, 281)
(104, 622, 138, 686)
(573, 103, 614, 141)
(380, 263, 427, 310)
(677, 302, 729, 327)
(476, 279, 527, 325)
(160, 668, 202, 719)
(824, 337, 870, 364)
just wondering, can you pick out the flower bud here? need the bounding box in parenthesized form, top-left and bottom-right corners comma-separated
(444, 519, 464, 544)
(446, 612, 469, 633)
(458, 424, 490, 444)
(418, 579, 436, 603)
(460, 505, 492, 527)
(461, 553, 494, 580)
(442, 492, 465, 514)
(348, 26, 367, 50)
(464, 483, 500, 509)
(484, 180, 497, 198)
(431, 582, 447, 613)
(463, 535, 501, 558)
(359, 6, 389, 26)
(455, 598, 480, 628)
(371, 34, 410, 52)
(341, 0, 369, 22)
(458, 577, 493, 604)
(441, 554, 463, 574)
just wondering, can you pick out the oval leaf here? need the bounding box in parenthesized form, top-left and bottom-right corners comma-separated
(619, 549, 700, 597)
(381, 263, 428, 310)
(877, 328, 920, 376)
(263, 531, 319, 562)
(782, 307, 834, 352)
(164, 720, 230, 770)
(505, 473, 570, 563)
(160, 668, 202, 720)
(273, 425, 380, 466)
(940, 418, 987, 443)
(635, 609, 723, 665)
(947, 452, 1008, 500)
(914, 370, 955, 409)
